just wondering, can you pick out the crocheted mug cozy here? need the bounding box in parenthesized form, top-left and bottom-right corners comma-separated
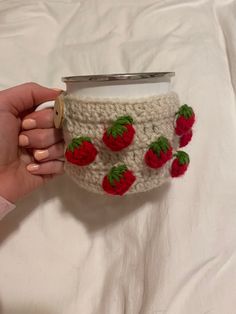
(55, 92, 195, 196)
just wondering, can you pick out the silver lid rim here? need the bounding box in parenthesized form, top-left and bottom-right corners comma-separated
(62, 72, 175, 83)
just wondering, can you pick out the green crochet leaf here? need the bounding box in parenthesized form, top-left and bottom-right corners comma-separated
(174, 151, 190, 165)
(149, 136, 170, 157)
(108, 164, 128, 186)
(107, 115, 133, 138)
(176, 104, 194, 119)
(67, 136, 91, 152)
(115, 116, 133, 125)
(107, 124, 126, 138)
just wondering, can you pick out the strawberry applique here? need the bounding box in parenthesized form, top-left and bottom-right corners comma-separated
(144, 136, 173, 169)
(170, 151, 190, 177)
(103, 116, 135, 151)
(102, 164, 136, 195)
(175, 104, 195, 136)
(65, 137, 98, 166)
(179, 129, 193, 148)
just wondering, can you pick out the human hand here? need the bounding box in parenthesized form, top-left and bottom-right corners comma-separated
(0, 83, 64, 203)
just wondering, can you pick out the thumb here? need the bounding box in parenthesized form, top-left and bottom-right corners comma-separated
(0, 82, 62, 115)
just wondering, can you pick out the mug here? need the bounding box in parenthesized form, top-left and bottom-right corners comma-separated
(54, 72, 195, 196)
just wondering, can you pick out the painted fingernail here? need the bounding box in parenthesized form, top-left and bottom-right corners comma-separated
(22, 119, 36, 130)
(19, 134, 29, 146)
(27, 163, 40, 172)
(34, 149, 49, 161)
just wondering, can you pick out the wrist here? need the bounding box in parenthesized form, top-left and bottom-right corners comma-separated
(0, 189, 17, 204)
(0, 195, 16, 220)
(0, 175, 18, 204)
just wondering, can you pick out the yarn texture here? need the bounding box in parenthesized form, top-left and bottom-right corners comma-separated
(62, 91, 188, 195)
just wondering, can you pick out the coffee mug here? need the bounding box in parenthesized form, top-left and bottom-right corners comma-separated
(54, 72, 195, 196)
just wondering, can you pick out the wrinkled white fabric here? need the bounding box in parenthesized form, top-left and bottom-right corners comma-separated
(0, 0, 236, 313)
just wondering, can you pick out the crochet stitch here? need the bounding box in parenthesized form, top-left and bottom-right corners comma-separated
(61, 92, 193, 195)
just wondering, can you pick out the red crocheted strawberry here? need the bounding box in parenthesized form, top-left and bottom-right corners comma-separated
(65, 137, 98, 166)
(103, 116, 135, 151)
(144, 136, 173, 169)
(170, 151, 190, 177)
(175, 104, 195, 136)
(102, 164, 136, 195)
(179, 129, 193, 148)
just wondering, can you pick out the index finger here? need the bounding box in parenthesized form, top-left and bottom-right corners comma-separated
(0, 82, 61, 116)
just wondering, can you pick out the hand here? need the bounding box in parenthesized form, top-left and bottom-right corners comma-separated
(0, 82, 64, 203)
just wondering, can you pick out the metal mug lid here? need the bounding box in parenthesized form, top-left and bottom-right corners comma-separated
(62, 72, 175, 83)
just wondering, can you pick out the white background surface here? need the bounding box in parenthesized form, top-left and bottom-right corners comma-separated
(0, 1, 236, 313)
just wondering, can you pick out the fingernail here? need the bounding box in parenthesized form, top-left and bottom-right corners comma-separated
(52, 88, 63, 91)
(22, 119, 36, 130)
(27, 163, 40, 172)
(19, 134, 29, 146)
(34, 149, 49, 161)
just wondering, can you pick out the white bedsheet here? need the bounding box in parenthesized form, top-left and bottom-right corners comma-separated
(0, 0, 236, 313)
